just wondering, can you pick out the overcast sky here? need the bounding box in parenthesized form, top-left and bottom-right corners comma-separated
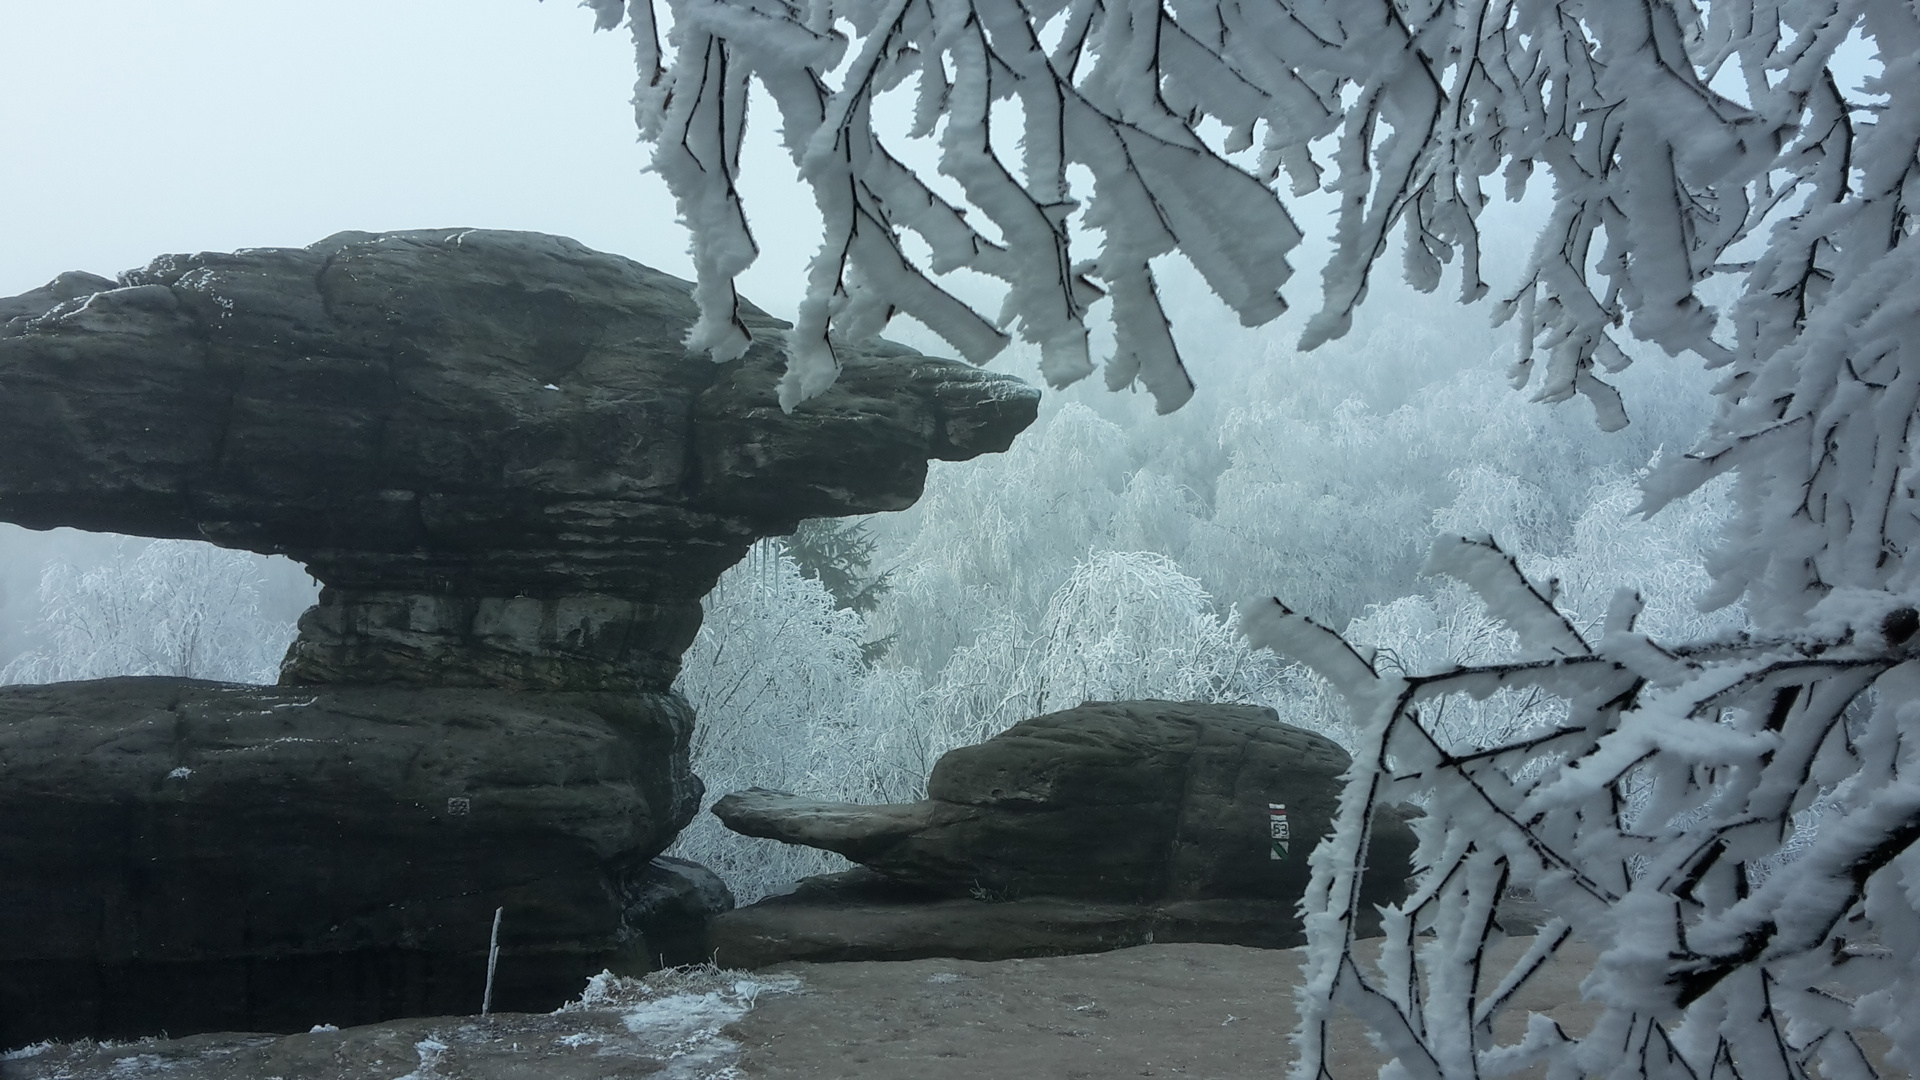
(0, 1, 825, 655)
(0, 1, 825, 315)
(5, 5, 1887, 345)
(5, 2, 1596, 369)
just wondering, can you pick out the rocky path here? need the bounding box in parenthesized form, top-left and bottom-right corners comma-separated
(2, 938, 1616, 1080)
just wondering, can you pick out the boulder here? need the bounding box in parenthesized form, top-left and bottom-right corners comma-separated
(0, 676, 705, 1044)
(714, 700, 1415, 911)
(620, 856, 736, 968)
(0, 229, 1038, 690)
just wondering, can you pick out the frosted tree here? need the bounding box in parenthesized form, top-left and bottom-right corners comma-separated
(676, 542, 1296, 901)
(670, 539, 933, 900)
(867, 400, 1136, 675)
(922, 548, 1291, 750)
(1, 540, 295, 686)
(584, 0, 1920, 1073)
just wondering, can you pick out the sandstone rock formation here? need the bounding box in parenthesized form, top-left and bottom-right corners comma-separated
(0, 231, 1036, 1043)
(0, 228, 1038, 690)
(708, 700, 1417, 964)
(716, 700, 1413, 903)
(0, 678, 700, 1041)
(708, 867, 1336, 968)
(620, 855, 736, 968)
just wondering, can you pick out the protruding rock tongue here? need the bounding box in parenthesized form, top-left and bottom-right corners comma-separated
(0, 229, 1039, 690)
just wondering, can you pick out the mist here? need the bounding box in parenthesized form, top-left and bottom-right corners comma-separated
(0, 0, 1716, 683)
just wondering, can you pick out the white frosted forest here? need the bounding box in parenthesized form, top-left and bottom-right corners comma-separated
(664, 304, 1745, 901)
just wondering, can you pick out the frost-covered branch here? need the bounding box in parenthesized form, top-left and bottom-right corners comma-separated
(1247, 547, 1920, 1078)
(586, 0, 1920, 1071)
(589, 0, 1880, 431)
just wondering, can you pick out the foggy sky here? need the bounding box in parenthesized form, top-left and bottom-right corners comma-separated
(0, 1, 822, 317)
(0, 2, 832, 665)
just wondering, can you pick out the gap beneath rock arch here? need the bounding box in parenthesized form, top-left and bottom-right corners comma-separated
(0, 523, 319, 685)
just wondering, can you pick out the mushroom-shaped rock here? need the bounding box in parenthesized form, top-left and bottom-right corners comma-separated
(713, 700, 1416, 908)
(0, 229, 1038, 690)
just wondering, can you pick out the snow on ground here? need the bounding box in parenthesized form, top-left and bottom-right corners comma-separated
(0, 964, 802, 1080)
(557, 966, 804, 1079)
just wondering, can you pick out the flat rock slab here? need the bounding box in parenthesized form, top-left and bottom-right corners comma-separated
(708, 869, 1318, 968)
(734, 938, 1606, 1080)
(1, 939, 1625, 1080)
(0, 968, 801, 1080)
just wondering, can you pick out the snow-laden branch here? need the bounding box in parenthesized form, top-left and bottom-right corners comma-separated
(594, 0, 1823, 421)
(1247, 554, 1920, 1078)
(589, 0, 1910, 456)
(585, 0, 1920, 1072)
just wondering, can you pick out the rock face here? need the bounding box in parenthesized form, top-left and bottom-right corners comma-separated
(709, 701, 1416, 964)
(715, 700, 1414, 907)
(0, 229, 1038, 690)
(708, 868, 1330, 969)
(0, 677, 700, 1043)
(0, 232, 1037, 1044)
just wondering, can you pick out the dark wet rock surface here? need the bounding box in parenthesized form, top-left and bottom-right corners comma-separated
(714, 700, 1416, 904)
(0, 677, 704, 1045)
(622, 857, 736, 969)
(0, 230, 1037, 690)
(708, 868, 1318, 968)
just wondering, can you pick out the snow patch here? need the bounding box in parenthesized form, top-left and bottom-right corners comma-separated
(557, 965, 801, 1077)
(552, 1031, 603, 1048)
(390, 1036, 446, 1080)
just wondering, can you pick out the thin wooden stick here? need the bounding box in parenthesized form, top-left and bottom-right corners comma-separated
(481, 906, 503, 1018)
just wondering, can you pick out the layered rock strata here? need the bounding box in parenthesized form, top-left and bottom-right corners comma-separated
(710, 700, 1418, 963)
(708, 868, 1331, 968)
(0, 228, 1038, 690)
(716, 700, 1414, 904)
(0, 678, 700, 1042)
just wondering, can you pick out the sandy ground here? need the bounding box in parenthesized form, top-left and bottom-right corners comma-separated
(729, 937, 1600, 1079)
(11, 934, 1830, 1080)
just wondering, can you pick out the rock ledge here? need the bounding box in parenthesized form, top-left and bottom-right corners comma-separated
(0, 230, 1038, 689)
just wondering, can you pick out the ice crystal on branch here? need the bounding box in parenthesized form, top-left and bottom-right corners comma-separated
(588, 0, 1920, 1073)
(590, 0, 1830, 423)
(1249, 568, 1920, 1078)
(594, 0, 1308, 410)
